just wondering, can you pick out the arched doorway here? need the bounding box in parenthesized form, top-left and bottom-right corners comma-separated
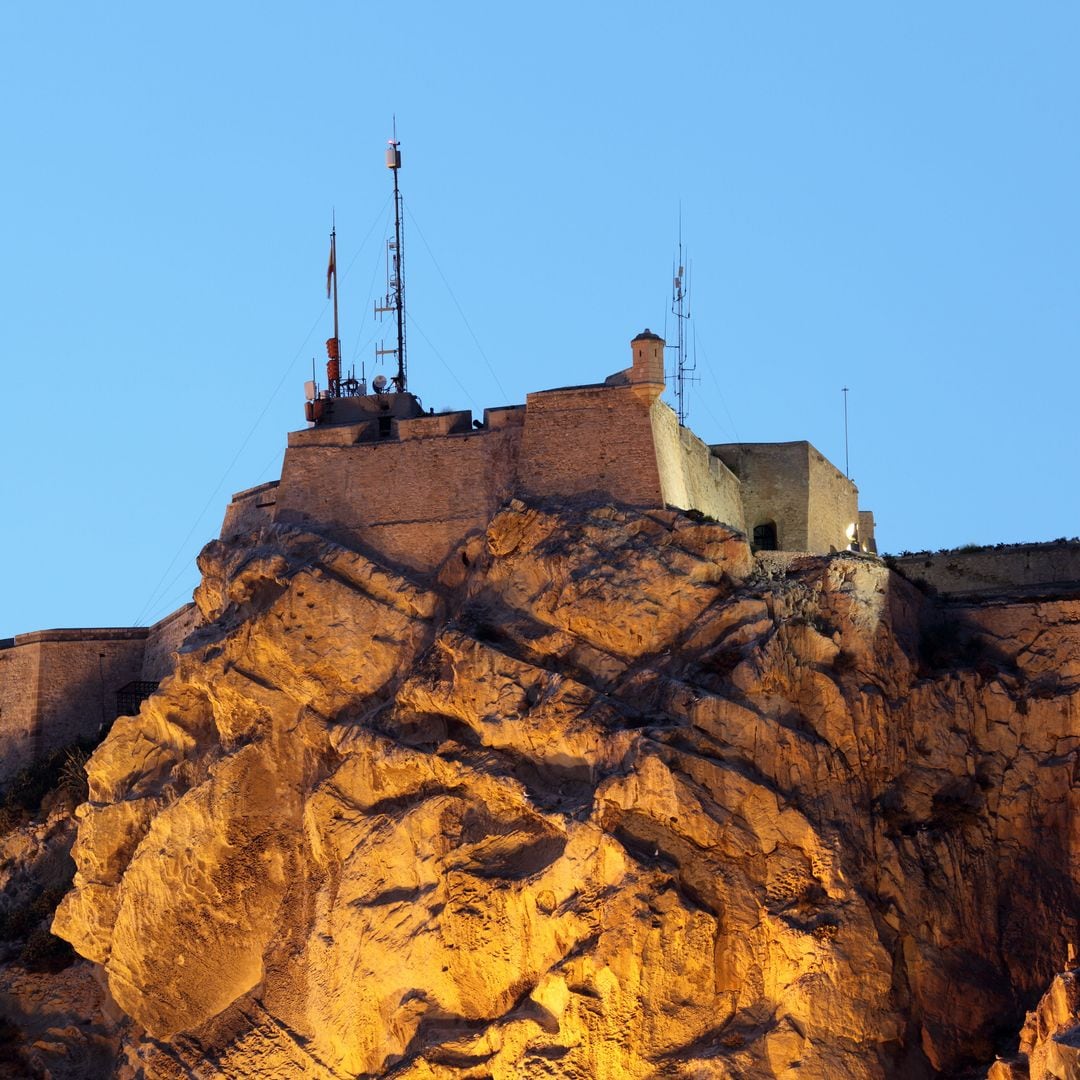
(752, 521, 778, 552)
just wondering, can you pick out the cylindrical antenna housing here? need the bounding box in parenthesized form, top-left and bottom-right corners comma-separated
(326, 337, 340, 385)
(386, 142, 401, 169)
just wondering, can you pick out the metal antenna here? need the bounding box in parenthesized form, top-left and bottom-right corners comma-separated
(842, 386, 850, 477)
(375, 121, 407, 393)
(669, 206, 696, 426)
(326, 211, 342, 396)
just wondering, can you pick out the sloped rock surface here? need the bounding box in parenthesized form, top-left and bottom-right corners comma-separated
(53, 503, 1080, 1078)
(989, 969, 1080, 1079)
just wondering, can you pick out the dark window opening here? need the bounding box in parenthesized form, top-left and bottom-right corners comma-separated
(378, 416, 393, 438)
(752, 522, 778, 552)
(116, 681, 159, 717)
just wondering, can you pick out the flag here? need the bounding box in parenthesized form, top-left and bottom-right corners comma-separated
(326, 234, 336, 299)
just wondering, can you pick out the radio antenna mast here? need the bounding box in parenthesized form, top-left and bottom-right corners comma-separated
(670, 208, 696, 426)
(325, 211, 342, 396)
(375, 121, 407, 393)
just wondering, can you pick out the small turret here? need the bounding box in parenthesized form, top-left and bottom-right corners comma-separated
(630, 329, 665, 401)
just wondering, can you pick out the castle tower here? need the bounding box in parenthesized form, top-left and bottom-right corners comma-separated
(630, 329, 665, 402)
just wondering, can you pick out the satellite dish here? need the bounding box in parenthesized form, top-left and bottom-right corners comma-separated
(373, 374, 388, 392)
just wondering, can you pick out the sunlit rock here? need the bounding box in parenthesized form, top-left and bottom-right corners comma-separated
(48, 505, 1080, 1077)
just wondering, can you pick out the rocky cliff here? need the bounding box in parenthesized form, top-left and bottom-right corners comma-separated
(37, 500, 1080, 1077)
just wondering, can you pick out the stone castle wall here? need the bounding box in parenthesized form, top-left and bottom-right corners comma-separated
(806, 447, 860, 554)
(0, 606, 201, 789)
(220, 481, 280, 541)
(518, 384, 664, 507)
(275, 424, 523, 573)
(651, 404, 745, 530)
(711, 441, 859, 553)
(712, 442, 810, 550)
(0, 643, 39, 782)
(892, 542, 1080, 597)
(0, 629, 146, 785)
(142, 604, 201, 681)
(271, 379, 750, 574)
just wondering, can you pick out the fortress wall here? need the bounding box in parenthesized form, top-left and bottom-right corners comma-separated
(0, 630, 148, 786)
(274, 427, 523, 573)
(221, 481, 279, 541)
(143, 603, 201, 681)
(650, 403, 745, 531)
(806, 449, 860, 554)
(892, 543, 1080, 597)
(0, 642, 40, 783)
(712, 442, 810, 550)
(518, 385, 664, 507)
(32, 633, 147, 753)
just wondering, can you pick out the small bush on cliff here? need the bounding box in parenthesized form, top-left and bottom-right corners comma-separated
(0, 737, 96, 836)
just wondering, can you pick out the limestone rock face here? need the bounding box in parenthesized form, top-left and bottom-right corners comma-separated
(53, 504, 1080, 1078)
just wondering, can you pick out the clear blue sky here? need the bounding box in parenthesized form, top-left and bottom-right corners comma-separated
(2, 2, 1077, 638)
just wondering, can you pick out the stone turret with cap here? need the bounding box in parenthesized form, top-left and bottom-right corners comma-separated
(629, 329, 665, 402)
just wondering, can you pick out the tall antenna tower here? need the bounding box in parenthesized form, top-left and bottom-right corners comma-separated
(669, 213, 696, 426)
(375, 125, 407, 393)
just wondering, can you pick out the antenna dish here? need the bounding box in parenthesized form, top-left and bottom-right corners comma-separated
(373, 374, 389, 392)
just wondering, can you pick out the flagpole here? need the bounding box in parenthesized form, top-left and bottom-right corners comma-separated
(324, 213, 342, 397)
(331, 227, 339, 361)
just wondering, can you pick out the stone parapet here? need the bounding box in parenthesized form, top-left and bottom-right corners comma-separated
(891, 541, 1080, 598)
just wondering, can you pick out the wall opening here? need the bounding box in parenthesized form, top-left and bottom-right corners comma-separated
(116, 681, 159, 717)
(752, 521, 778, 552)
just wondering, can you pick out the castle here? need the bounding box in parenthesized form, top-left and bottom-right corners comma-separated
(224, 329, 875, 566)
(6, 320, 1080, 790)
(0, 328, 877, 786)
